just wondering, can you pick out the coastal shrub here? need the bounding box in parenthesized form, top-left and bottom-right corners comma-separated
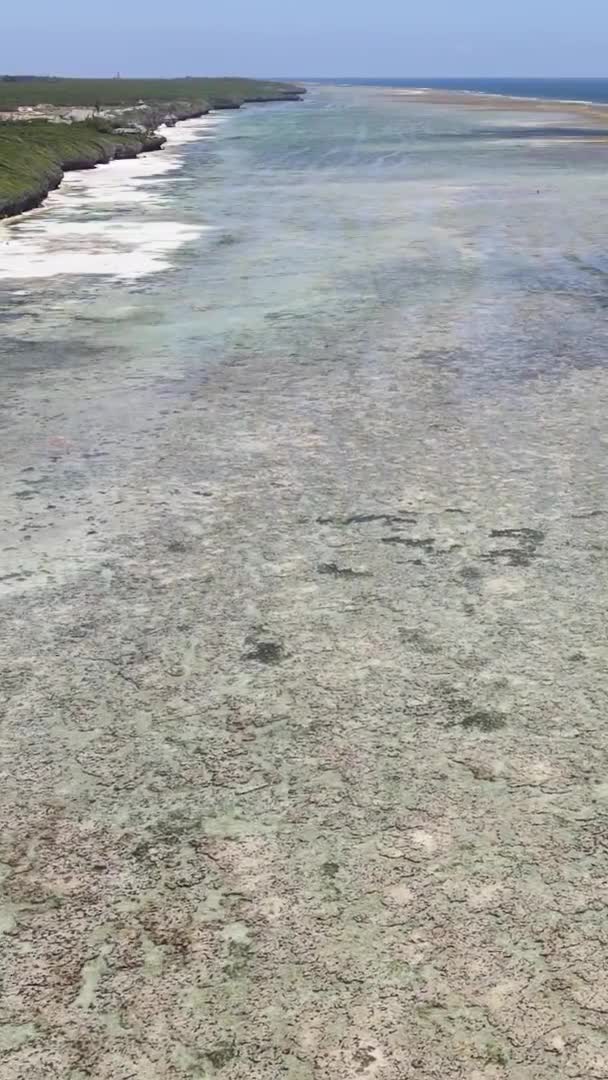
(0, 121, 150, 214)
(0, 78, 302, 218)
(0, 77, 302, 111)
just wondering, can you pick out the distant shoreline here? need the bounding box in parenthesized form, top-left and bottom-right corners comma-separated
(304, 75, 608, 104)
(367, 85, 608, 125)
(304, 78, 608, 119)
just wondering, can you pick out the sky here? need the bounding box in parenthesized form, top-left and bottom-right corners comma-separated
(3, 0, 608, 79)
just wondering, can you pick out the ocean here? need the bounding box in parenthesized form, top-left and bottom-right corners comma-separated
(1, 84, 608, 1078)
(312, 75, 608, 104)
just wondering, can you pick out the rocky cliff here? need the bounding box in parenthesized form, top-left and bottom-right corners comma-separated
(0, 79, 304, 221)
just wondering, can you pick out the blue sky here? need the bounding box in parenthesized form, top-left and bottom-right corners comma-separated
(3, 0, 607, 78)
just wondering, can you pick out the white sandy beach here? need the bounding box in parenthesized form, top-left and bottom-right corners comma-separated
(0, 116, 225, 280)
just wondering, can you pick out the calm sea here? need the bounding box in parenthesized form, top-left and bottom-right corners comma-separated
(310, 76, 608, 104)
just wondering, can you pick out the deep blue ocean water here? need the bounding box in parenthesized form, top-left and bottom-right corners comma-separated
(309, 77, 608, 104)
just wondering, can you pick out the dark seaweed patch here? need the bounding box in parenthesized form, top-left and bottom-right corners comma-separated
(480, 547, 533, 567)
(317, 512, 416, 526)
(399, 628, 440, 654)
(382, 536, 435, 548)
(482, 526, 545, 567)
(461, 711, 506, 732)
(317, 562, 371, 578)
(354, 1045, 377, 1071)
(460, 565, 482, 582)
(243, 641, 285, 664)
(206, 1045, 236, 1069)
(167, 540, 189, 553)
(490, 528, 545, 544)
(320, 861, 340, 878)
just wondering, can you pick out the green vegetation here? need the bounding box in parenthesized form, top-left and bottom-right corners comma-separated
(0, 77, 304, 219)
(0, 120, 163, 217)
(0, 76, 303, 111)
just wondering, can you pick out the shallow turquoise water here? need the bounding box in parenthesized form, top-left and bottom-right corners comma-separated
(4, 86, 608, 564)
(5, 86, 608, 392)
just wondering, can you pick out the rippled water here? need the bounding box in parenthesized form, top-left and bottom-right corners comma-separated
(2, 87, 608, 1078)
(5, 86, 608, 388)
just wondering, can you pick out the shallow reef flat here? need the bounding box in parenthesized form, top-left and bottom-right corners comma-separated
(1, 86, 608, 1079)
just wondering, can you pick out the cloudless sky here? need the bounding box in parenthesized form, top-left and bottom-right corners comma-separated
(3, 0, 608, 79)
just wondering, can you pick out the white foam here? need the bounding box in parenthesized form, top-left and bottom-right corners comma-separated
(0, 115, 224, 280)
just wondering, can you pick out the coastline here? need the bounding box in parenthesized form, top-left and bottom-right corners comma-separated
(382, 85, 608, 125)
(0, 84, 304, 223)
(0, 127, 168, 224)
(0, 116, 223, 280)
(0, 108, 210, 227)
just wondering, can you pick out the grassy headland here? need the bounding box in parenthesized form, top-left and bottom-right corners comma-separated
(0, 76, 303, 111)
(0, 76, 304, 220)
(0, 121, 167, 219)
